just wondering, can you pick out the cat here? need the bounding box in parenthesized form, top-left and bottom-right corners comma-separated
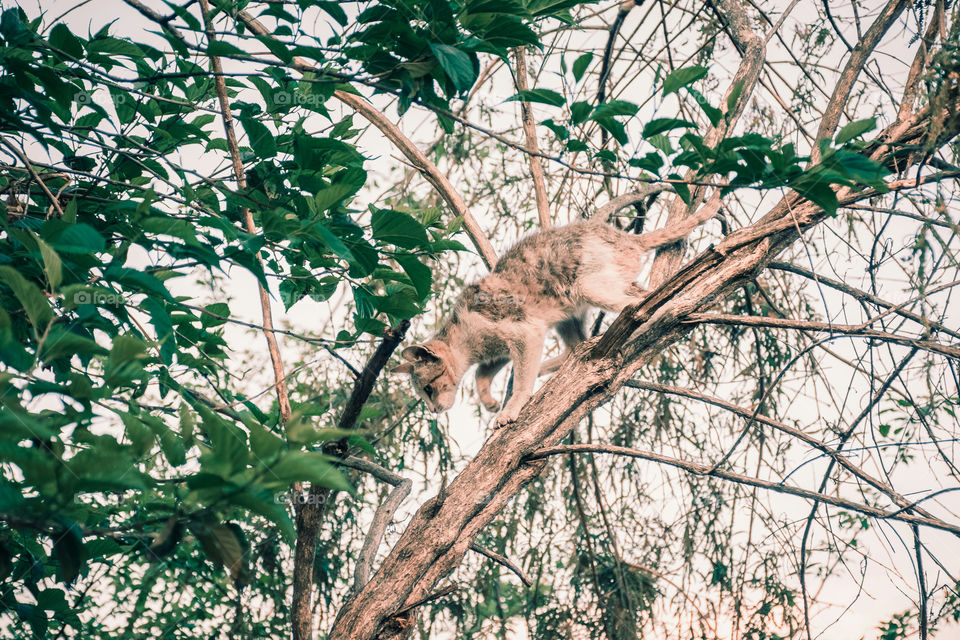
(393, 199, 720, 428)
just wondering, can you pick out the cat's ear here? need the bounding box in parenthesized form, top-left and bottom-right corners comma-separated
(402, 344, 440, 362)
(391, 362, 414, 374)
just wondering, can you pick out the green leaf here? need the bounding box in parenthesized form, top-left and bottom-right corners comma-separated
(669, 174, 691, 205)
(835, 117, 877, 145)
(0, 266, 53, 332)
(192, 521, 246, 582)
(239, 117, 277, 158)
(396, 254, 433, 300)
(429, 43, 476, 92)
(592, 100, 639, 119)
(54, 223, 105, 254)
(49, 23, 84, 58)
(51, 521, 85, 585)
(662, 65, 708, 96)
(39, 326, 107, 362)
(371, 209, 430, 249)
(204, 40, 247, 58)
(249, 421, 284, 459)
(570, 101, 593, 125)
(572, 52, 593, 82)
(726, 80, 744, 116)
(643, 118, 697, 138)
(269, 451, 352, 492)
(33, 235, 62, 290)
(201, 302, 230, 328)
(878, 423, 891, 437)
(505, 88, 565, 107)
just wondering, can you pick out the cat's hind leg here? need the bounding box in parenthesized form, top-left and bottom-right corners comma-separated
(539, 313, 587, 375)
(475, 357, 509, 412)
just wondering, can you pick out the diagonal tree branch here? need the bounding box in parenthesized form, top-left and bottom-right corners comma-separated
(327, 94, 960, 640)
(198, 0, 292, 424)
(525, 443, 960, 536)
(811, 0, 911, 162)
(512, 47, 551, 228)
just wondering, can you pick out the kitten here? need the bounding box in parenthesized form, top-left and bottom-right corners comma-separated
(393, 201, 719, 428)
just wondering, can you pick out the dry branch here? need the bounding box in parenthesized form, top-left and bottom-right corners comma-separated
(525, 444, 960, 536)
(198, 0, 292, 424)
(513, 47, 552, 228)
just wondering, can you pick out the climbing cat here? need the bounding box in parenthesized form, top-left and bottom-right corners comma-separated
(393, 200, 719, 428)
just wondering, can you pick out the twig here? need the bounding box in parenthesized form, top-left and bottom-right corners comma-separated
(525, 440, 960, 536)
(342, 456, 413, 591)
(469, 543, 532, 587)
(768, 261, 960, 341)
(198, 0, 292, 424)
(798, 348, 918, 640)
(0, 137, 66, 218)
(684, 312, 960, 360)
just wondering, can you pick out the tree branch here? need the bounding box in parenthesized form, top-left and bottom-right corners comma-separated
(340, 456, 413, 592)
(198, 0, 292, 424)
(812, 0, 911, 162)
(685, 312, 960, 360)
(526, 443, 960, 537)
(468, 543, 531, 587)
(512, 47, 551, 228)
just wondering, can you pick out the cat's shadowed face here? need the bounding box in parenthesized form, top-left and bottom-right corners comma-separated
(392, 342, 460, 413)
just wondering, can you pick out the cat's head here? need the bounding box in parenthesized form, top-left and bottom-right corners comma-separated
(392, 341, 460, 413)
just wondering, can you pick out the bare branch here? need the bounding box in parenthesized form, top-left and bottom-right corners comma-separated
(0, 137, 65, 218)
(198, 0, 292, 424)
(812, 0, 911, 162)
(468, 543, 531, 587)
(341, 457, 413, 592)
(512, 47, 551, 228)
(768, 261, 960, 341)
(526, 443, 960, 536)
(685, 312, 960, 360)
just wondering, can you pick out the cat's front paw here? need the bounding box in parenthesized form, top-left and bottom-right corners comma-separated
(493, 406, 520, 429)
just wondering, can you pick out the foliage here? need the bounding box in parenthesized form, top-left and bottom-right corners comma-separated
(0, 1, 954, 639)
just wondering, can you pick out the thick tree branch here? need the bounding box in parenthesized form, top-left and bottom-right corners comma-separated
(328, 94, 960, 640)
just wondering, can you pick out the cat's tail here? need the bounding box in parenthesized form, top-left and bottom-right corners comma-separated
(633, 192, 722, 250)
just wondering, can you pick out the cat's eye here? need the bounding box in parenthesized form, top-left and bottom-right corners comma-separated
(423, 384, 434, 398)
